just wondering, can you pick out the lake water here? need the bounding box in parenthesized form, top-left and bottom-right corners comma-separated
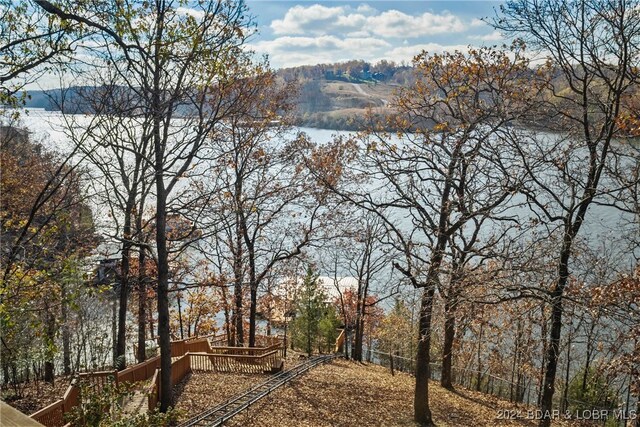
(12, 109, 639, 276)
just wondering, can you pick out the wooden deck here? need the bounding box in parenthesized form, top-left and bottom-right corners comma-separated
(28, 334, 286, 426)
(1, 401, 45, 426)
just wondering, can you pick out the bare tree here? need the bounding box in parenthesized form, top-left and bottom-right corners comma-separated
(313, 46, 541, 425)
(199, 71, 338, 347)
(321, 212, 398, 361)
(494, 1, 640, 424)
(35, 0, 257, 410)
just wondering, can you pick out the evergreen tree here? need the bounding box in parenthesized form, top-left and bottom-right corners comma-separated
(318, 305, 341, 354)
(290, 267, 340, 355)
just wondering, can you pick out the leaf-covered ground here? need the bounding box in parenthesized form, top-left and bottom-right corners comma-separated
(176, 359, 586, 427)
(1, 375, 74, 415)
(172, 371, 269, 422)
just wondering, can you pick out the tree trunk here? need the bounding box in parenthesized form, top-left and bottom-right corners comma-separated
(390, 351, 395, 376)
(344, 328, 350, 359)
(414, 286, 435, 426)
(511, 319, 522, 403)
(581, 320, 596, 396)
(538, 304, 548, 407)
(153, 78, 172, 411)
(2, 362, 9, 385)
(232, 216, 244, 346)
(177, 292, 184, 340)
(117, 204, 134, 371)
(539, 293, 563, 426)
(248, 280, 257, 347)
(476, 322, 484, 392)
(441, 298, 456, 390)
(112, 296, 117, 366)
(61, 284, 71, 375)
(44, 302, 55, 383)
(306, 320, 312, 356)
(562, 334, 571, 412)
(136, 247, 147, 363)
(539, 244, 571, 427)
(233, 279, 244, 346)
(148, 296, 155, 340)
(155, 189, 172, 411)
(223, 296, 231, 345)
(353, 309, 362, 362)
(246, 238, 257, 346)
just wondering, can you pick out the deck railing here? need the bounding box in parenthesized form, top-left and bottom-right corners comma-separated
(188, 350, 279, 375)
(171, 334, 225, 357)
(146, 368, 160, 412)
(30, 380, 80, 427)
(117, 355, 161, 384)
(29, 334, 283, 426)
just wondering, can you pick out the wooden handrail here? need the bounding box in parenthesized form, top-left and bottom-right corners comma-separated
(29, 334, 283, 426)
(187, 350, 280, 375)
(188, 350, 279, 360)
(117, 355, 161, 384)
(31, 380, 79, 427)
(334, 329, 345, 353)
(171, 333, 222, 345)
(205, 345, 280, 355)
(147, 368, 160, 411)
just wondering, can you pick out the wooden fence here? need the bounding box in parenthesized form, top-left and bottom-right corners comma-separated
(209, 335, 227, 347)
(147, 354, 193, 412)
(117, 355, 161, 384)
(171, 334, 225, 357)
(78, 370, 117, 391)
(188, 351, 280, 374)
(30, 358, 161, 426)
(30, 380, 80, 427)
(30, 334, 283, 426)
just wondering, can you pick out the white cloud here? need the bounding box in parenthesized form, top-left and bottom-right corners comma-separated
(249, 35, 392, 67)
(254, 3, 500, 68)
(249, 36, 469, 69)
(271, 5, 347, 35)
(252, 35, 389, 53)
(270, 4, 465, 38)
(469, 30, 504, 42)
(336, 13, 368, 30)
(356, 4, 377, 14)
(383, 43, 469, 64)
(346, 30, 372, 38)
(367, 10, 465, 38)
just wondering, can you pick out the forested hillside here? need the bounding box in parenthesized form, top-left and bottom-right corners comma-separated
(23, 60, 409, 130)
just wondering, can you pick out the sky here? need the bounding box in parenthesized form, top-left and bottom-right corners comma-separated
(23, 1, 506, 90)
(244, 1, 506, 68)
